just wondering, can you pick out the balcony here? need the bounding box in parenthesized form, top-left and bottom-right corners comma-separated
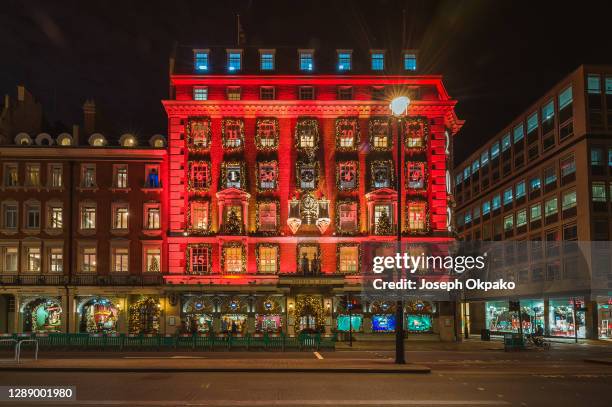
(0, 274, 164, 286)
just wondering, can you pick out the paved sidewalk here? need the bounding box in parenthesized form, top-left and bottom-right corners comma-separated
(0, 358, 431, 373)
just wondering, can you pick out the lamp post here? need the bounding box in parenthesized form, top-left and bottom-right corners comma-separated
(390, 96, 410, 364)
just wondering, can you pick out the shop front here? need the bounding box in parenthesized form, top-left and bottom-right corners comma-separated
(219, 297, 248, 334)
(128, 296, 161, 334)
(182, 296, 214, 333)
(485, 299, 544, 335)
(22, 297, 62, 333)
(254, 297, 284, 333)
(597, 296, 612, 339)
(334, 295, 363, 333)
(405, 300, 435, 333)
(549, 298, 586, 338)
(78, 297, 120, 334)
(370, 301, 396, 332)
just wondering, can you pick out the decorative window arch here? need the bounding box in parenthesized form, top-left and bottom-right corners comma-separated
(35, 133, 54, 146)
(14, 132, 32, 146)
(149, 134, 166, 148)
(119, 133, 137, 147)
(56, 133, 73, 146)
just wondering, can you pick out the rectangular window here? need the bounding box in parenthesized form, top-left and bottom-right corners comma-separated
(463, 166, 470, 180)
(224, 164, 243, 189)
(502, 133, 511, 151)
(259, 86, 275, 100)
(337, 51, 352, 71)
(406, 162, 426, 190)
(371, 52, 384, 70)
(4, 164, 18, 187)
(545, 197, 558, 215)
(464, 211, 472, 224)
(49, 206, 63, 229)
(223, 119, 247, 149)
(114, 165, 128, 189)
(80, 205, 96, 230)
(372, 161, 392, 188)
(189, 201, 209, 231)
(527, 112, 538, 134)
(188, 161, 211, 190)
(482, 201, 491, 215)
(504, 215, 514, 231)
(227, 51, 241, 72)
(374, 204, 394, 234)
(337, 86, 353, 100)
(145, 247, 161, 272)
(407, 202, 427, 231)
(491, 142, 500, 159)
(591, 148, 604, 166)
(258, 245, 278, 273)
(338, 162, 358, 190)
(516, 181, 526, 198)
(81, 165, 96, 188)
(145, 205, 161, 229)
(587, 74, 601, 94)
(299, 50, 314, 71)
(25, 164, 40, 186)
(503, 187, 513, 205)
(513, 124, 524, 143)
(560, 155, 576, 177)
(226, 87, 241, 101)
(49, 164, 62, 187)
(559, 86, 573, 110)
(188, 244, 211, 274)
(530, 176, 541, 191)
(260, 51, 274, 71)
(298, 86, 315, 100)
(338, 246, 359, 274)
(25, 203, 40, 229)
(592, 182, 607, 202)
(113, 206, 129, 229)
(26, 247, 41, 272)
(258, 162, 278, 190)
(338, 202, 358, 233)
(223, 245, 243, 273)
(517, 209, 527, 227)
(480, 150, 489, 166)
(531, 203, 542, 221)
(403, 53, 417, 71)
(544, 167, 557, 185)
(3, 247, 18, 272)
(257, 202, 278, 232)
(371, 86, 386, 100)
(562, 190, 577, 210)
(193, 87, 208, 101)
(492, 195, 501, 210)
(49, 248, 63, 273)
(542, 99, 554, 121)
(112, 247, 129, 272)
(472, 159, 480, 173)
(3, 204, 17, 229)
(194, 50, 209, 71)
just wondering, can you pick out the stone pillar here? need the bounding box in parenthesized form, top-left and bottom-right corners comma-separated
(544, 299, 550, 336)
(437, 301, 456, 342)
(586, 300, 598, 339)
(12, 295, 21, 333)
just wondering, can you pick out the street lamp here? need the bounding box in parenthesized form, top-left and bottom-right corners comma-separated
(390, 96, 410, 364)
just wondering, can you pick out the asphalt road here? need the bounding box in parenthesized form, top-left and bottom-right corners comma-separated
(0, 348, 610, 406)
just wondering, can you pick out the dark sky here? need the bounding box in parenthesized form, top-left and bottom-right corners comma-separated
(3, 0, 612, 162)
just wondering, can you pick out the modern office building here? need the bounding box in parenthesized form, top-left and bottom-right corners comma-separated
(453, 65, 612, 340)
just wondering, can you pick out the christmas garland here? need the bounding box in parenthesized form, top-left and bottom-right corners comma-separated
(220, 161, 247, 190)
(292, 295, 325, 331)
(221, 241, 246, 274)
(368, 117, 393, 151)
(255, 199, 280, 235)
(221, 118, 245, 151)
(186, 117, 211, 152)
(294, 118, 320, 153)
(335, 160, 359, 192)
(405, 161, 428, 191)
(221, 296, 247, 313)
(335, 117, 360, 152)
(259, 296, 282, 314)
(370, 159, 395, 190)
(336, 243, 361, 275)
(403, 116, 429, 151)
(335, 199, 359, 236)
(256, 160, 279, 192)
(255, 118, 279, 151)
(255, 243, 280, 274)
(187, 160, 211, 192)
(186, 199, 211, 235)
(185, 243, 212, 275)
(403, 199, 430, 235)
(295, 160, 319, 191)
(128, 297, 160, 334)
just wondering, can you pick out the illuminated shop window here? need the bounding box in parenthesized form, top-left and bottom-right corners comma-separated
(193, 87, 208, 101)
(407, 202, 427, 231)
(299, 50, 314, 71)
(338, 245, 359, 274)
(223, 243, 244, 273)
(257, 202, 278, 232)
(337, 201, 358, 233)
(189, 201, 209, 231)
(187, 244, 211, 274)
(188, 161, 211, 190)
(257, 245, 278, 273)
(337, 50, 352, 71)
(337, 161, 358, 191)
(258, 161, 278, 190)
(371, 52, 384, 71)
(193, 50, 209, 72)
(187, 117, 211, 149)
(406, 162, 426, 190)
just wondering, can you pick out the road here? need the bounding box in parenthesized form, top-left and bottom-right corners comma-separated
(0, 347, 610, 406)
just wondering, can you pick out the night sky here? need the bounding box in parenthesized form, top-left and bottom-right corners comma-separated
(3, 0, 612, 163)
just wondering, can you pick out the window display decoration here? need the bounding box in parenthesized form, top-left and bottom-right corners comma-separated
(404, 200, 430, 235)
(128, 297, 160, 334)
(406, 314, 433, 332)
(220, 161, 246, 190)
(221, 241, 246, 274)
(296, 243, 321, 275)
(405, 299, 433, 313)
(336, 161, 359, 191)
(372, 314, 396, 332)
(186, 199, 211, 235)
(222, 207, 243, 235)
(256, 243, 280, 273)
(185, 243, 212, 275)
(295, 118, 320, 152)
(403, 116, 429, 150)
(80, 297, 119, 334)
(370, 301, 396, 313)
(335, 199, 359, 236)
(335, 117, 360, 151)
(221, 118, 245, 151)
(287, 193, 331, 234)
(256, 160, 279, 192)
(259, 296, 282, 314)
(255, 118, 279, 150)
(375, 207, 393, 236)
(187, 160, 211, 192)
(292, 295, 325, 332)
(336, 243, 361, 274)
(406, 161, 427, 190)
(186, 117, 211, 152)
(296, 160, 319, 191)
(368, 117, 392, 151)
(337, 315, 363, 332)
(25, 298, 62, 332)
(370, 160, 394, 189)
(256, 199, 280, 235)
(220, 296, 248, 313)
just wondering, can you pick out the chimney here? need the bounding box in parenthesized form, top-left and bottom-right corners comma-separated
(72, 124, 80, 146)
(3, 94, 8, 110)
(82, 99, 96, 135)
(17, 85, 25, 102)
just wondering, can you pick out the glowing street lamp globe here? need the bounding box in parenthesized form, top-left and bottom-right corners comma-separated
(389, 96, 410, 116)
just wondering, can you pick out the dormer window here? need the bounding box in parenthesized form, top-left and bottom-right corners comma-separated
(227, 49, 242, 72)
(260, 49, 275, 71)
(194, 49, 209, 72)
(337, 50, 352, 71)
(371, 51, 385, 71)
(299, 49, 314, 71)
(403, 52, 417, 71)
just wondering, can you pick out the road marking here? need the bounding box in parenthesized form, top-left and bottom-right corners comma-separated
(313, 351, 324, 359)
(45, 400, 511, 406)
